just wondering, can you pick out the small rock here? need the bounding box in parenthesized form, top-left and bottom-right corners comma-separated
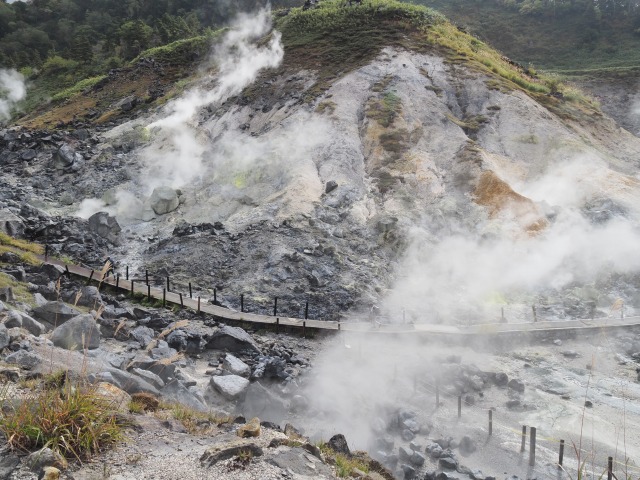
(149, 186, 179, 215)
(328, 433, 351, 456)
(401, 464, 416, 479)
(561, 350, 580, 358)
(237, 417, 261, 438)
(88, 212, 121, 244)
(553, 339, 562, 346)
(200, 440, 263, 466)
(439, 455, 458, 470)
(507, 379, 525, 393)
(222, 353, 251, 378)
(325, 180, 338, 193)
(210, 374, 250, 401)
(5, 350, 42, 369)
(25, 448, 67, 475)
(585, 400, 593, 408)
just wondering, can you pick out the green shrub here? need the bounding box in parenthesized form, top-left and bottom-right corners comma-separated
(51, 75, 107, 102)
(41, 55, 78, 75)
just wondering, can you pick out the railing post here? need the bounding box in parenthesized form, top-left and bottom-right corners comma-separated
(532, 305, 537, 322)
(116, 274, 120, 288)
(147, 284, 151, 301)
(179, 293, 183, 308)
(303, 320, 306, 338)
(608, 456, 613, 480)
(130, 279, 135, 297)
(521, 426, 527, 452)
(213, 288, 217, 303)
(65, 265, 70, 277)
(86, 270, 94, 286)
(189, 282, 192, 298)
(126, 265, 129, 280)
(529, 427, 536, 466)
(197, 296, 201, 313)
(45, 245, 49, 261)
(273, 297, 278, 316)
(305, 300, 309, 319)
(240, 294, 244, 313)
(166, 276, 170, 292)
(436, 380, 440, 408)
(162, 288, 166, 308)
(558, 439, 564, 467)
(276, 317, 280, 334)
(145, 270, 149, 285)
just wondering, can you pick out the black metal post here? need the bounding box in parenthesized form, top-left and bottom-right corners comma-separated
(529, 427, 536, 466)
(147, 284, 151, 301)
(87, 270, 94, 286)
(608, 456, 613, 480)
(558, 440, 564, 466)
(303, 321, 306, 338)
(179, 293, 183, 308)
(197, 296, 201, 313)
(45, 245, 49, 261)
(532, 305, 537, 322)
(166, 276, 170, 292)
(145, 270, 149, 285)
(131, 279, 135, 297)
(304, 300, 309, 319)
(162, 288, 166, 308)
(213, 288, 217, 303)
(189, 282, 192, 298)
(276, 317, 280, 334)
(273, 297, 278, 316)
(126, 265, 129, 280)
(65, 265, 70, 277)
(521, 426, 527, 452)
(116, 274, 120, 288)
(240, 294, 244, 312)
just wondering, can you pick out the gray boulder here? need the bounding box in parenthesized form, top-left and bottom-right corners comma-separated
(0, 324, 9, 350)
(53, 144, 83, 171)
(5, 350, 42, 369)
(222, 353, 250, 378)
(0, 446, 20, 479)
(161, 379, 208, 412)
(131, 325, 155, 348)
(149, 186, 179, 215)
(207, 325, 260, 354)
(32, 301, 82, 324)
(0, 287, 14, 303)
(50, 314, 101, 350)
(73, 286, 103, 308)
(132, 367, 164, 389)
(0, 209, 24, 237)
(4, 311, 46, 336)
(92, 368, 159, 395)
(210, 374, 249, 401)
(87, 212, 121, 244)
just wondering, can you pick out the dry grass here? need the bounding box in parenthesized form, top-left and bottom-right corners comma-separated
(155, 403, 233, 434)
(0, 232, 43, 265)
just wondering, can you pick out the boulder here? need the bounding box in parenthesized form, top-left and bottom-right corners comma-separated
(0, 287, 14, 303)
(87, 212, 121, 244)
(4, 310, 46, 336)
(92, 368, 159, 395)
(200, 440, 263, 467)
(508, 378, 525, 393)
(266, 448, 333, 477)
(52, 144, 83, 171)
(237, 417, 261, 438)
(222, 353, 250, 378)
(5, 350, 42, 369)
(131, 325, 155, 348)
(32, 301, 82, 324)
(328, 433, 351, 456)
(93, 382, 131, 412)
(0, 209, 24, 237)
(459, 435, 477, 455)
(0, 446, 20, 479)
(50, 314, 101, 350)
(73, 286, 103, 308)
(210, 374, 249, 401)
(161, 379, 208, 412)
(206, 325, 260, 354)
(0, 324, 10, 350)
(132, 367, 164, 389)
(24, 448, 67, 476)
(149, 186, 179, 215)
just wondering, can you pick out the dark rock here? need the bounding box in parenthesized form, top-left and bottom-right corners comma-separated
(206, 325, 260, 354)
(493, 372, 508, 386)
(200, 440, 263, 466)
(116, 95, 137, 112)
(266, 447, 333, 476)
(0, 209, 24, 237)
(507, 379, 525, 393)
(5, 350, 42, 369)
(401, 464, 416, 479)
(131, 325, 155, 348)
(261, 421, 282, 431)
(0, 287, 14, 303)
(0, 446, 20, 479)
(92, 369, 159, 395)
(32, 301, 82, 324)
(161, 379, 208, 412)
(325, 180, 338, 193)
(328, 433, 351, 456)
(439, 455, 458, 470)
(585, 400, 593, 408)
(459, 435, 477, 455)
(410, 450, 425, 466)
(1, 323, 12, 349)
(21, 149, 36, 161)
(87, 212, 121, 243)
(4, 311, 45, 336)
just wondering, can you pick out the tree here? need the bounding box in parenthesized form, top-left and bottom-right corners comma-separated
(118, 19, 153, 59)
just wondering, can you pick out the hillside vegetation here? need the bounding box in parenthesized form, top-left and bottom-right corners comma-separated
(413, 0, 640, 72)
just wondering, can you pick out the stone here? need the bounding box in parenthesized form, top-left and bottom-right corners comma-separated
(88, 212, 121, 243)
(459, 435, 477, 455)
(161, 379, 208, 412)
(42, 466, 60, 480)
(0, 446, 20, 480)
(130, 325, 155, 348)
(508, 378, 525, 393)
(53, 144, 80, 169)
(266, 448, 333, 476)
(222, 353, 250, 377)
(493, 372, 508, 386)
(93, 382, 131, 412)
(50, 314, 101, 350)
(328, 433, 351, 456)
(73, 286, 103, 308)
(32, 301, 82, 324)
(5, 350, 42, 369)
(0, 323, 10, 350)
(132, 367, 165, 389)
(4, 310, 46, 336)
(325, 180, 338, 193)
(25, 447, 67, 475)
(116, 95, 137, 112)
(237, 417, 261, 438)
(0, 209, 24, 237)
(131, 392, 160, 411)
(210, 374, 249, 401)
(439, 455, 458, 470)
(149, 186, 179, 215)
(21, 149, 37, 161)
(553, 339, 562, 346)
(200, 440, 263, 466)
(206, 325, 260, 354)
(94, 368, 159, 395)
(0, 287, 14, 303)
(401, 464, 416, 479)
(410, 450, 425, 466)
(561, 350, 580, 358)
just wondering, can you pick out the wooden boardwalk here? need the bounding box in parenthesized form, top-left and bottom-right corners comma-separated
(41, 256, 640, 338)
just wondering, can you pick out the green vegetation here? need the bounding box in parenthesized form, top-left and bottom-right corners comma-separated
(0, 381, 124, 460)
(317, 441, 372, 478)
(0, 232, 43, 265)
(157, 403, 233, 434)
(366, 91, 402, 127)
(51, 75, 107, 102)
(413, 0, 640, 71)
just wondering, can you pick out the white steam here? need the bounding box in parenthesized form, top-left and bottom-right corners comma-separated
(382, 155, 640, 323)
(143, 7, 284, 189)
(0, 69, 27, 122)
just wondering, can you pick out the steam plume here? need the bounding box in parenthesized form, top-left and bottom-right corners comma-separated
(0, 69, 26, 122)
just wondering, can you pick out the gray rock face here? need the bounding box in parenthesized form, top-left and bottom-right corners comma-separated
(0, 324, 9, 350)
(131, 325, 155, 348)
(210, 374, 250, 401)
(222, 353, 250, 378)
(0, 446, 20, 479)
(92, 368, 159, 395)
(328, 434, 350, 456)
(0, 209, 24, 237)
(32, 301, 82, 324)
(149, 186, 179, 215)
(266, 448, 333, 477)
(200, 440, 263, 467)
(50, 314, 101, 350)
(52, 144, 83, 171)
(132, 367, 165, 389)
(73, 286, 103, 308)
(207, 325, 260, 354)
(0, 287, 14, 303)
(87, 212, 121, 244)
(5, 350, 42, 369)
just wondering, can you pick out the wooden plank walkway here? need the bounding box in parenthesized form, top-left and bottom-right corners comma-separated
(40, 256, 640, 337)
